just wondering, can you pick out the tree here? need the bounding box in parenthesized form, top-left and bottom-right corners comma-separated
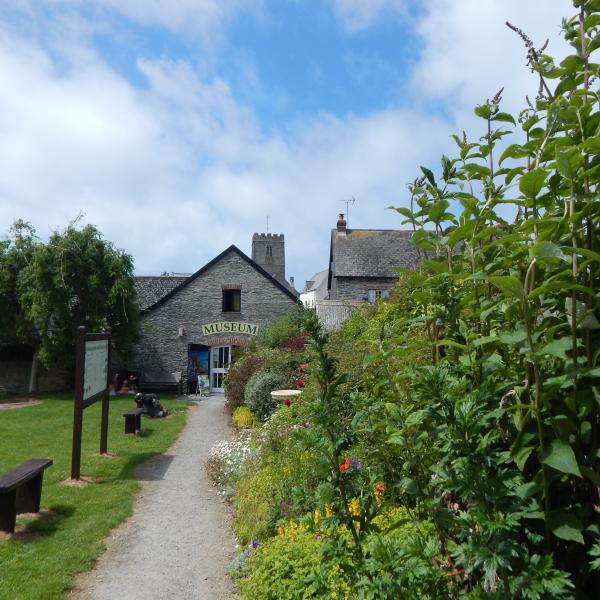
(1, 220, 139, 392)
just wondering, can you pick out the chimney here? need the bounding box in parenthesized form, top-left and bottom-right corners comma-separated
(337, 213, 347, 233)
(289, 276, 295, 290)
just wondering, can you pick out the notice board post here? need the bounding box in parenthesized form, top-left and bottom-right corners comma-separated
(71, 326, 111, 480)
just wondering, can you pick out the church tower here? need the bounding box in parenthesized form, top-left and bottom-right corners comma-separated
(252, 233, 285, 285)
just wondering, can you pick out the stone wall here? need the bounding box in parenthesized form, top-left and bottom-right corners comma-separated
(0, 360, 70, 394)
(131, 250, 296, 385)
(333, 276, 396, 301)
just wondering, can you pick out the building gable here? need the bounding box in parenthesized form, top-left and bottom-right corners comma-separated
(140, 244, 297, 314)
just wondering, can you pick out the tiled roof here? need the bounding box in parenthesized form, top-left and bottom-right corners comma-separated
(134, 276, 189, 311)
(331, 229, 419, 278)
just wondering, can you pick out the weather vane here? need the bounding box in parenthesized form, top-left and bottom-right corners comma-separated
(340, 196, 356, 226)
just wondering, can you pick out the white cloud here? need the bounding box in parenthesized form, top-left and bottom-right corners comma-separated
(333, 0, 407, 32)
(413, 0, 573, 118)
(0, 25, 447, 285)
(4, 0, 262, 42)
(332, 0, 407, 31)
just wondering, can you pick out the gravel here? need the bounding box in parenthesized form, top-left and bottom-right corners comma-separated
(72, 395, 239, 600)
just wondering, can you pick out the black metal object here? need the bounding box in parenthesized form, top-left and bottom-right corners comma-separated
(134, 393, 168, 418)
(0, 459, 53, 533)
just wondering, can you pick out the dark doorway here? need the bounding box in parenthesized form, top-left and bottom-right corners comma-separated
(187, 344, 210, 394)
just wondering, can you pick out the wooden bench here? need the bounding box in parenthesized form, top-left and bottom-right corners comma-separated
(0, 459, 53, 533)
(139, 371, 182, 394)
(123, 407, 143, 434)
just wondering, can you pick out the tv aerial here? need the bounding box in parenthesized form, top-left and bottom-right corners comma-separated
(340, 196, 356, 226)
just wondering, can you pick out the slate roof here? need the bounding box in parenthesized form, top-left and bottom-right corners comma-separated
(302, 269, 328, 293)
(330, 229, 419, 278)
(135, 245, 298, 313)
(134, 276, 189, 311)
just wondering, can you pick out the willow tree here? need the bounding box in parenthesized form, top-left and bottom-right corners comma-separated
(1, 221, 139, 392)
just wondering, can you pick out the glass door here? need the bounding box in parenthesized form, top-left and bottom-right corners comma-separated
(210, 345, 231, 393)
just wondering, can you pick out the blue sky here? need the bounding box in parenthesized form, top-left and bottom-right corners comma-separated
(0, 0, 573, 287)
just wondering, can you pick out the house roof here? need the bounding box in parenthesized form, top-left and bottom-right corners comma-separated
(136, 244, 298, 313)
(134, 276, 189, 311)
(302, 269, 328, 293)
(330, 229, 419, 279)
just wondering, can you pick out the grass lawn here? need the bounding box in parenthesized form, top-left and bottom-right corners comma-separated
(0, 392, 191, 600)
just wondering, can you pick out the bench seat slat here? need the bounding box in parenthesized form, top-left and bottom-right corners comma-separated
(0, 459, 53, 493)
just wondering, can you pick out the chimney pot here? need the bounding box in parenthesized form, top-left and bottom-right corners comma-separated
(337, 213, 347, 233)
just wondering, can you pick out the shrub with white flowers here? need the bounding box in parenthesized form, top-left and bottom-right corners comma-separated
(206, 430, 254, 497)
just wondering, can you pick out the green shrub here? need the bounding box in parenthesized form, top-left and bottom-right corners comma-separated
(256, 303, 310, 349)
(233, 463, 280, 544)
(244, 370, 289, 421)
(232, 406, 257, 429)
(237, 526, 327, 599)
(224, 353, 264, 414)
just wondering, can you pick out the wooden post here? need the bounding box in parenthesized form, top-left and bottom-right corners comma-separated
(99, 328, 111, 455)
(71, 326, 87, 480)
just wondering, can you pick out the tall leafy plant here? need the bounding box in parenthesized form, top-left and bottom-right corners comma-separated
(387, 1, 600, 593)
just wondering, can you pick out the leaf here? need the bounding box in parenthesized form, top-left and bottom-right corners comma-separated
(516, 481, 541, 500)
(420, 166, 436, 186)
(436, 339, 467, 351)
(474, 104, 492, 120)
(581, 466, 600, 486)
(493, 112, 516, 126)
(499, 143, 530, 165)
(519, 169, 548, 198)
(529, 241, 567, 262)
(537, 337, 571, 360)
(486, 276, 525, 302)
(550, 511, 585, 544)
(556, 147, 581, 180)
(385, 402, 401, 420)
(499, 328, 528, 346)
(388, 206, 414, 219)
(540, 439, 581, 477)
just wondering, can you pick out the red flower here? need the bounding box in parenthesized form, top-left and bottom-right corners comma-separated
(375, 483, 385, 491)
(296, 378, 304, 388)
(284, 398, 291, 407)
(300, 363, 309, 370)
(339, 457, 351, 473)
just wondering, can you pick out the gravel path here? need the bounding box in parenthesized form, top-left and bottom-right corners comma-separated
(72, 395, 238, 600)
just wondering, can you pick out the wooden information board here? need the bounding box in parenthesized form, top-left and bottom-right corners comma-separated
(71, 326, 111, 480)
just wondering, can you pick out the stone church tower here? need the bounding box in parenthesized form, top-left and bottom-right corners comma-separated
(252, 233, 285, 285)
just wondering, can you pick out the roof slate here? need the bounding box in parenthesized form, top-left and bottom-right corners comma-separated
(332, 229, 419, 278)
(134, 276, 189, 311)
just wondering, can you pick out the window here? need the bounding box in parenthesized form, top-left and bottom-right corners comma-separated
(266, 245, 273, 257)
(367, 289, 388, 303)
(222, 289, 241, 312)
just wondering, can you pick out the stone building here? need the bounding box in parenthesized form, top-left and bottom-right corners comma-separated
(327, 214, 419, 302)
(132, 236, 297, 394)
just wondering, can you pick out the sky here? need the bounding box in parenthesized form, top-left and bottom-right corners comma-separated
(0, 0, 575, 289)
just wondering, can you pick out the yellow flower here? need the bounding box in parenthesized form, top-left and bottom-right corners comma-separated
(325, 503, 334, 518)
(348, 497, 361, 517)
(277, 525, 285, 536)
(314, 509, 321, 527)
